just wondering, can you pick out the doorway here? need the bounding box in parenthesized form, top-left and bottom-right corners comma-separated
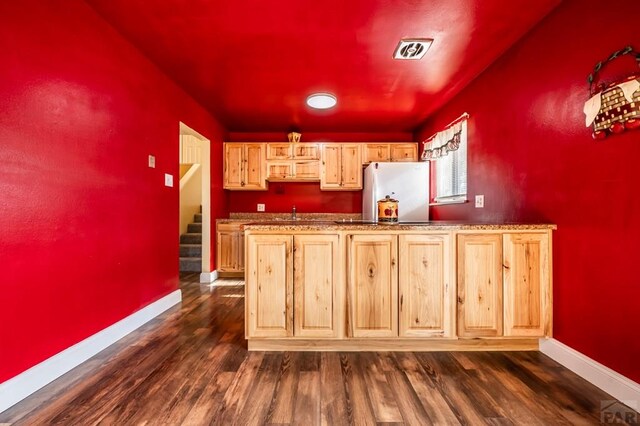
(179, 122, 211, 281)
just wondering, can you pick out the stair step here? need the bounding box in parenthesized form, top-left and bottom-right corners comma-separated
(180, 257, 201, 272)
(180, 244, 202, 257)
(180, 233, 202, 244)
(194, 213, 202, 223)
(188, 223, 202, 233)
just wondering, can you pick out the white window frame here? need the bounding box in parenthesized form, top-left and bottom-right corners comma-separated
(421, 116, 468, 205)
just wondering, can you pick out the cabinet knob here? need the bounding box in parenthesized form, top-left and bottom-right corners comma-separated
(241, 181, 245, 186)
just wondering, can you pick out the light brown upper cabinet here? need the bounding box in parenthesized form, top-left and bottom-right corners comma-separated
(503, 233, 551, 337)
(266, 143, 320, 181)
(348, 234, 398, 337)
(363, 143, 418, 164)
(321, 143, 362, 190)
(399, 234, 455, 338)
(390, 143, 418, 162)
(223, 143, 267, 190)
(266, 143, 320, 161)
(266, 160, 320, 181)
(363, 144, 391, 164)
(457, 233, 504, 338)
(266, 143, 292, 160)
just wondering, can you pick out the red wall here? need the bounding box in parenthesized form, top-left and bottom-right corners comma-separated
(0, 0, 226, 383)
(226, 132, 412, 213)
(416, 0, 640, 382)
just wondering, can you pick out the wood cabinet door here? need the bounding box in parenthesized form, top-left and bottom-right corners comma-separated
(293, 143, 320, 160)
(236, 230, 245, 272)
(266, 143, 292, 160)
(399, 234, 454, 337)
(246, 235, 293, 337)
(364, 144, 390, 164)
(390, 143, 418, 162)
(457, 234, 503, 337)
(243, 143, 267, 190)
(340, 144, 363, 189)
(293, 235, 340, 338)
(503, 233, 551, 337)
(223, 143, 244, 189)
(292, 160, 320, 180)
(216, 231, 237, 272)
(266, 162, 293, 180)
(320, 144, 342, 189)
(348, 234, 398, 337)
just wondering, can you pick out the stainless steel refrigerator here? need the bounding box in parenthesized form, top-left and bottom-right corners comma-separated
(362, 162, 430, 222)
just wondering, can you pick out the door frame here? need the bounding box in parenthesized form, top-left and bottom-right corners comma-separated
(179, 122, 211, 280)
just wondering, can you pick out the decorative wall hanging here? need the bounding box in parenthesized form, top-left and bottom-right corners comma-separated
(584, 46, 640, 139)
(421, 113, 469, 160)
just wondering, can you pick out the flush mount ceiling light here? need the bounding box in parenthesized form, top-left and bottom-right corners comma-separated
(306, 93, 337, 109)
(393, 38, 433, 60)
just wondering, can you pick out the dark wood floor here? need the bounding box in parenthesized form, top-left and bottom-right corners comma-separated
(1, 273, 634, 425)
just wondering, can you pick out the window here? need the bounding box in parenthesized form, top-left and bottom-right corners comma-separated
(421, 114, 468, 204)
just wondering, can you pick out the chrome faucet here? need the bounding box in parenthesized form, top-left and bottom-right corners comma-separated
(291, 205, 297, 220)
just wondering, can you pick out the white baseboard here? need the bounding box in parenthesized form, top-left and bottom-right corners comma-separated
(200, 270, 218, 283)
(540, 338, 640, 407)
(0, 290, 182, 414)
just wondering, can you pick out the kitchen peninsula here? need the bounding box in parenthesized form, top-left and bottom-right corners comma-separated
(244, 221, 555, 351)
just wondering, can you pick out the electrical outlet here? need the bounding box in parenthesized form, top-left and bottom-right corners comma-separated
(257, 203, 265, 212)
(148, 155, 156, 168)
(164, 173, 173, 187)
(475, 194, 484, 208)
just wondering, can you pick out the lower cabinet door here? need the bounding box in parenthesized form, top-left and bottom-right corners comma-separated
(503, 233, 551, 337)
(246, 235, 293, 337)
(236, 231, 245, 272)
(399, 234, 454, 337)
(348, 234, 398, 337)
(457, 234, 503, 337)
(216, 231, 237, 272)
(293, 235, 340, 338)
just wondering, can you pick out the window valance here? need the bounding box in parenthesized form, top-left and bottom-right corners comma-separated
(421, 113, 469, 160)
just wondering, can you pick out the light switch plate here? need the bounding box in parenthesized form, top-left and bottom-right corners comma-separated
(164, 173, 173, 187)
(148, 155, 156, 168)
(475, 194, 484, 208)
(257, 203, 265, 212)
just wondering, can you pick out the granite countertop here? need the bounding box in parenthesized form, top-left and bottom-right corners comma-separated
(243, 221, 557, 231)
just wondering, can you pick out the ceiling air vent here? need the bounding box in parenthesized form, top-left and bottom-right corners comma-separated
(393, 38, 433, 60)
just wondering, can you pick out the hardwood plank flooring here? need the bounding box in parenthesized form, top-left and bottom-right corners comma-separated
(0, 273, 636, 425)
